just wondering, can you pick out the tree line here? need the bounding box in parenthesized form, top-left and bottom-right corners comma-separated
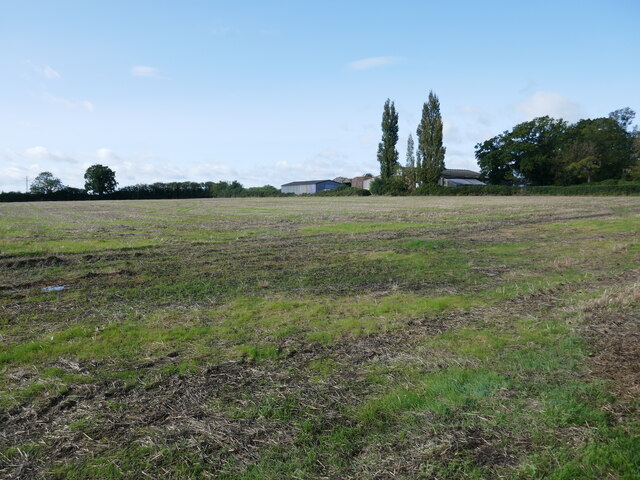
(476, 108, 639, 185)
(373, 91, 446, 194)
(0, 164, 287, 202)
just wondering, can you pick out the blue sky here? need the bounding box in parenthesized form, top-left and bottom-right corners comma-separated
(1, 0, 639, 191)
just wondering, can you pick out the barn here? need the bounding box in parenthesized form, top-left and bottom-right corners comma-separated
(439, 169, 486, 187)
(281, 179, 342, 195)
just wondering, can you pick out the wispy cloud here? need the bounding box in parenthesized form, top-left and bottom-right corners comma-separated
(41, 92, 94, 112)
(0, 147, 239, 192)
(347, 56, 401, 71)
(131, 65, 160, 77)
(516, 91, 584, 121)
(27, 61, 61, 79)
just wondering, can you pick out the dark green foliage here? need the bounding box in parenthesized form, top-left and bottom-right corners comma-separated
(115, 182, 213, 199)
(562, 116, 635, 183)
(476, 116, 567, 185)
(242, 185, 286, 197)
(1, 181, 287, 202)
(377, 99, 399, 179)
(314, 186, 371, 196)
(209, 180, 245, 197)
(0, 187, 88, 202)
(416, 91, 446, 185)
(412, 183, 640, 196)
(370, 176, 409, 195)
(29, 172, 64, 194)
(84, 164, 118, 195)
(476, 109, 636, 186)
(210, 182, 288, 197)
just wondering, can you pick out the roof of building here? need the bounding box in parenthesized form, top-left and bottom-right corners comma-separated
(333, 177, 352, 184)
(440, 169, 482, 179)
(281, 179, 339, 187)
(446, 178, 486, 186)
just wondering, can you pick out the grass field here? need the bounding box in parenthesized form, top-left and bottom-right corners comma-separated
(1, 196, 639, 479)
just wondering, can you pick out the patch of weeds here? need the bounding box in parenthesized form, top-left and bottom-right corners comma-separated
(234, 343, 281, 362)
(308, 358, 339, 379)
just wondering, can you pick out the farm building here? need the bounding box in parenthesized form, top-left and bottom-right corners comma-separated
(351, 176, 376, 190)
(333, 177, 352, 186)
(439, 169, 486, 187)
(281, 179, 342, 195)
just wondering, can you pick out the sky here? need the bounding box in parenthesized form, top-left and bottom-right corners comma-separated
(1, 0, 639, 191)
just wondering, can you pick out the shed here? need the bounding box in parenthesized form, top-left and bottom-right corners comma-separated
(438, 169, 485, 187)
(281, 179, 342, 195)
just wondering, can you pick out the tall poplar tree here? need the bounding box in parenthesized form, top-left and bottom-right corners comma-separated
(377, 99, 399, 179)
(416, 91, 446, 185)
(405, 133, 417, 190)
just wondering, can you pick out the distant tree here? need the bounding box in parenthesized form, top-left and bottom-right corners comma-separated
(564, 116, 634, 182)
(416, 91, 446, 185)
(84, 164, 117, 195)
(566, 156, 600, 183)
(209, 180, 244, 197)
(370, 176, 408, 195)
(560, 141, 599, 184)
(404, 134, 417, 190)
(514, 117, 568, 185)
(377, 99, 399, 179)
(476, 116, 567, 185)
(30, 171, 64, 194)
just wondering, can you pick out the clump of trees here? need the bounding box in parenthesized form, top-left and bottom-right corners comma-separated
(476, 108, 638, 185)
(1, 164, 288, 202)
(209, 181, 285, 197)
(373, 91, 446, 194)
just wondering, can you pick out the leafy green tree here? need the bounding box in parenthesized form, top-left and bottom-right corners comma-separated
(377, 99, 399, 179)
(30, 171, 64, 194)
(566, 156, 599, 183)
(564, 116, 634, 182)
(559, 141, 599, 184)
(84, 164, 118, 195)
(476, 116, 567, 185)
(514, 117, 568, 185)
(416, 91, 446, 185)
(209, 180, 244, 197)
(370, 176, 408, 195)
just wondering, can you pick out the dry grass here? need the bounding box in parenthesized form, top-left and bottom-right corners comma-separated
(0, 196, 639, 479)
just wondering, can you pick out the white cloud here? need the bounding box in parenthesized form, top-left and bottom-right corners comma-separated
(131, 65, 160, 77)
(23, 146, 77, 163)
(27, 61, 61, 79)
(516, 91, 584, 121)
(347, 56, 401, 71)
(41, 92, 94, 112)
(0, 147, 240, 192)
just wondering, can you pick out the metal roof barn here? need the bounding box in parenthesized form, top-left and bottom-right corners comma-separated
(438, 169, 486, 187)
(281, 180, 341, 195)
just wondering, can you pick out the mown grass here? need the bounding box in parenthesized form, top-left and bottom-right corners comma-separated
(0, 197, 639, 479)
